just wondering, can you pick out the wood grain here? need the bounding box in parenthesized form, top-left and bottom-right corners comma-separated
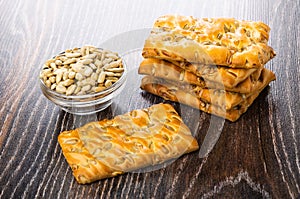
(0, 0, 299, 198)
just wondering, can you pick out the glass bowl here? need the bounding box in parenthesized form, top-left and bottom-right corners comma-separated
(39, 53, 127, 115)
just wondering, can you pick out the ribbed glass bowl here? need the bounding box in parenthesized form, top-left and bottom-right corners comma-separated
(39, 59, 127, 115)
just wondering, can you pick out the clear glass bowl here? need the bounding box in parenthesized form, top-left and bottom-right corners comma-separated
(39, 59, 127, 115)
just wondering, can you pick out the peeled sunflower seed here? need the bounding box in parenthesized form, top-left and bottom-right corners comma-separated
(62, 79, 74, 87)
(55, 60, 63, 66)
(68, 71, 76, 79)
(63, 58, 77, 65)
(56, 84, 67, 94)
(102, 58, 113, 65)
(93, 86, 106, 92)
(75, 73, 84, 81)
(49, 76, 56, 83)
(50, 62, 57, 69)
(66, 84, 76, 95)
(83, 54, 97, 60)
(97, 71, 106, 84)
(104, 80, 113, 87)
(105, 53, 119, 60)
(74, 86, 81, 95)
(45, 80, 51, 88)
(63, 72, 69, 80)
(105, 68, 124, 73)
(50, 83, 56, 90)
(65, 52, 81, 58)
(91, 73, 98, 81)
(82, 66, 93, 77)
(81, 85, 92, 92)
(81, 59, 93, 65)
(94, 59, 102, 68)
(89, 63, 97, 70)
(105, 60, 122, 69)
(56, 72, 63, 83)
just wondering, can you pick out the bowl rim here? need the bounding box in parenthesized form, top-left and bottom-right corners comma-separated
(39, 50, 127, 100)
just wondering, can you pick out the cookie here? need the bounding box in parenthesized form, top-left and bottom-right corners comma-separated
(58, 104, 199, 184)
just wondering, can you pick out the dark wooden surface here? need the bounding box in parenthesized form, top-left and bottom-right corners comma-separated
(0, 0, 299, 198)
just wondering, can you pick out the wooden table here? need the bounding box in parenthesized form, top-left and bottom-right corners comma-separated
(0, 0, 299, 198)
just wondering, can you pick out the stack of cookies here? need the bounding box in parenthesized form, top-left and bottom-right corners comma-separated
(138, 15, 276, 122)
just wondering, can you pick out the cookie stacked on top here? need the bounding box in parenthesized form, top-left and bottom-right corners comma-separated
(138, 15, 276, 121)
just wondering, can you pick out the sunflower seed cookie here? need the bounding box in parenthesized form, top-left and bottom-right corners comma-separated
(142, 15, 276, 68)
(58, 104, 199, 184)
(140, 68, 275, 121)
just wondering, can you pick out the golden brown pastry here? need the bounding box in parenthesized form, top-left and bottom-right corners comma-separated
(58, 104, 199, 184)
(141, 76, 249, 110)
(168, 59, 263, 86)
(142, 15, 276, 68)
(139, 58, 260, 89)
(140, 68, 275, 121)
(139, 58, 269, 94)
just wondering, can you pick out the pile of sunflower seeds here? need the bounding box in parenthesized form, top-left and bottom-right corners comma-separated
(39, 46, 124, 95)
